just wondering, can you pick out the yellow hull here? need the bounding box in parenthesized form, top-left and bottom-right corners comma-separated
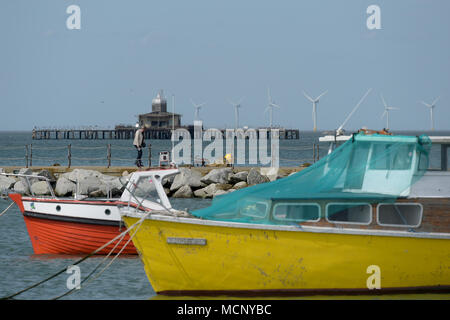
(123, 215, 450, 295)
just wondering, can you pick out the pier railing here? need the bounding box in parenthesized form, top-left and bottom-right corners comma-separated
(0, 144, 324, 168)
(0, 144, 153, 168)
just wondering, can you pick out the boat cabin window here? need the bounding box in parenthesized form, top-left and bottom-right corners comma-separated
(326, 203, 372, 225)
(272, 203, 320, 222)
(133, 176, 160, 202)
(369, 143, 414, 170)
(377, 203, 422, 227)
(418, 151, 429, 171)
(239, 200, 268, 219)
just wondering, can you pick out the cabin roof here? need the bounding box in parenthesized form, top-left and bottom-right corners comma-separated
(319, 134, 450, 144)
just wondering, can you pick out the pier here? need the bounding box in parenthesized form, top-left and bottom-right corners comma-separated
(31, 127, 300, 140)
(32, 127, 174, 140)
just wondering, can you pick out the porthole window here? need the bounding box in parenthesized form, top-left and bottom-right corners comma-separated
(105, 209, 111, 216)
(273, 203, 320, 222)
(377, 203, 423, 228)
(56, 205, 61, 212)
(326, 203, 372, 225)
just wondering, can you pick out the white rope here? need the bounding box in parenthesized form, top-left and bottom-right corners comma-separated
(0, 201, 14, 217)
(1, 210, 151, 300)
(2, 178, 168, 300)
(52, 181, 161, 299)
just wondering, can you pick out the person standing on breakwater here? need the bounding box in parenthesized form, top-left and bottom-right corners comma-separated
(133, 125, 146, 168)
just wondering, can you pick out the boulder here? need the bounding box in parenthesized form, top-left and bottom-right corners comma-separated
(31, 181, 51, 196)
(172, 185, 193, 198)
(76, 176, 105, 196)
(13, 180, 30, 194)
(55, 176, 76, 197)
(162, 174, 175, 188)
(37, 169, 56, 183)
(17, 168, 38, 186)
(233, 181, 248, 190)
(170, 168, 204, 192)
(0, 175, 16, 191)
(193, 183, 226, 199)
(247, 168, 269, 185)
(100, 175, 127, 196)
(260, 167, 280, 182)
(204, 183, 221, 195)
(213, 189, 228, 197)
(193, 188, 209, 199)
(229, 171, 248, 184)
(63, 169, 102, 183)
(216, 183, 233, 191)
(89, 189, 107, 198)
(200, 168, 233, 185)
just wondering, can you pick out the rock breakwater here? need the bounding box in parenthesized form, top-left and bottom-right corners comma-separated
(0, 166, 302, 199)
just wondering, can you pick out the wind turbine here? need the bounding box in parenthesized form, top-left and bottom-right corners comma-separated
(229, 97, 244, 130)
(420, 97, 440, 131)
(265, 88, 280, 128)
(191, 99, 206, 120)
(380, 94, 399, 130)
(302, 90, 328, 132)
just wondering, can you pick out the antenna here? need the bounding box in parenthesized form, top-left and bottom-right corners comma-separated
(380, 93, 399, 130)
(420, 96, 440, 131)
(229, 97, 244, 130)
(336, 88, 372, 135)
(191, 99, 206, 121)
(302, 90, 327, 132)
(265, 87, 280, 128)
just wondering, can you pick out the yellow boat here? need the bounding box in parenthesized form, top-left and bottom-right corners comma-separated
(121, 131, 450, 296)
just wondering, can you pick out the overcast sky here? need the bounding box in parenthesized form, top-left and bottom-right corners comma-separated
(0, 0, 449, 131)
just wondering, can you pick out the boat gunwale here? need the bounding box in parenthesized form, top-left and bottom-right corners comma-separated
(121, 210, 450, 240)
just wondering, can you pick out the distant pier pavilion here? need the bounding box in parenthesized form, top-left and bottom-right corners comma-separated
(31, 90, 299, 140)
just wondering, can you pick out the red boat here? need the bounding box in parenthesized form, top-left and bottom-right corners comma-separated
(4, 169, 179, 255)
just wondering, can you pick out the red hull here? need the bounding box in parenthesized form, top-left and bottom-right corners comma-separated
(23, 214, 137, 255)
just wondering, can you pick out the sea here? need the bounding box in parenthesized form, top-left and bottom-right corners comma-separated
(0, 130, 449, 300)
(0, 130, 448, 168)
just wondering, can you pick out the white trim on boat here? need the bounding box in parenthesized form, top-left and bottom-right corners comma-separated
(122, 210, 450, 240)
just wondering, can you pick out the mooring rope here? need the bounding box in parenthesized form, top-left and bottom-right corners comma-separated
(52, 212, 149, 300)
(0, 201, 14, 217)
(1, 176, 171, 300)
(0, 212, 150, 300)
(51, 228, 130, 300)
(52, 180, 168, 299)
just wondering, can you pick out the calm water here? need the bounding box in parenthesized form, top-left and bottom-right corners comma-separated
(1, 130, 449, 300)
(1, 130, 448, 168)
(0, 198, 211, 300)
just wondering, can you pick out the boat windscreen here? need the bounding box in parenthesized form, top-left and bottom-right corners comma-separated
(191, 132, 431, 225)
